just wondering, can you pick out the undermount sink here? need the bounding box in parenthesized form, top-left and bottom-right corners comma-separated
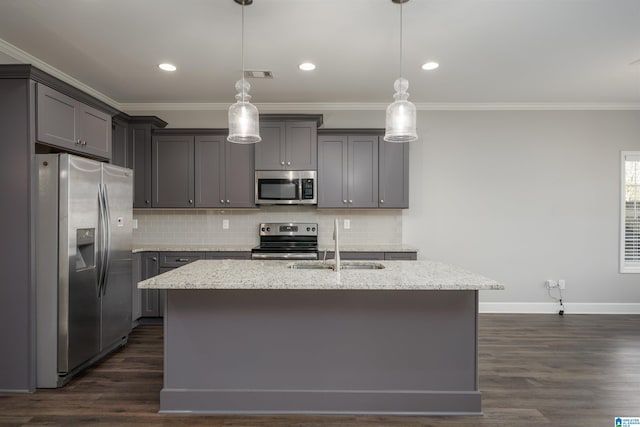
(340, 262, 385, 270)
(288, 262, 385, 270)
(288, 263, 333, 270)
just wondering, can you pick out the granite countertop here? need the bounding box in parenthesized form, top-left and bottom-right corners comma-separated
(133, 245, 418, 254)
(317, 244, 418, 252)
(138, 259, 505, 291)
(132, 245, 255, 253)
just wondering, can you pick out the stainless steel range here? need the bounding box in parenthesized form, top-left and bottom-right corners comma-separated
(251, 223, 318, 260)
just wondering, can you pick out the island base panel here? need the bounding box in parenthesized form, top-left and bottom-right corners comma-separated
(162, 289, 480, 415)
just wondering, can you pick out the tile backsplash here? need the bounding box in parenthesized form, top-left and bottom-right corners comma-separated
(133, 207, 402, 248)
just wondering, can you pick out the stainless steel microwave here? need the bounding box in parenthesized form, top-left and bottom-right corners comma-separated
(255, 170, 317, 205)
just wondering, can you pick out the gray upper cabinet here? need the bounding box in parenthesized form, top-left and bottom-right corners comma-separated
(378, 140, 410, 208)
(36, 83, 111, 160)
(132, 124, 153, 208)
(255, 120, 317, 170)
(318, 134, 378, 208)
(111, 118, 129, 168)
(152, 135, 195, 208)
(195, 135, 255, 208)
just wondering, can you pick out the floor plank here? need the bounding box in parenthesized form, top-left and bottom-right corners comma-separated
(1, 314, 639, 426)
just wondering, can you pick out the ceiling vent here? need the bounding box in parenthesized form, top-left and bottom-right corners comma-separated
(244, 70, 274, 79)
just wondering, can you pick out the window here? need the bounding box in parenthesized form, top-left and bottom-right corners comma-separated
(621, 152, 640, 273)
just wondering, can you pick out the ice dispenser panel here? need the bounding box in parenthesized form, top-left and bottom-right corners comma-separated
(75, 228, 95, 270)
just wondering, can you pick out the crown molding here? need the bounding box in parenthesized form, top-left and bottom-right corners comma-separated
(121, 101, 640, 112)
(0, 37, 121, 110)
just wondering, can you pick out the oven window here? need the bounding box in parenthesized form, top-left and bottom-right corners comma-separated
(259, 179, 299, 200)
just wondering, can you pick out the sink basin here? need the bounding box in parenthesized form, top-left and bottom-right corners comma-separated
(288, 263, 333, 270)
(288, 262, 385, 270)
(340, 262, 385, 270)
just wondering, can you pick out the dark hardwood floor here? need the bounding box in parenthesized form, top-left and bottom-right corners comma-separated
(1, 314, 639, 426)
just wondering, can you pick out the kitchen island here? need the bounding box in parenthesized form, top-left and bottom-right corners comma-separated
(138, 259, 504, 415)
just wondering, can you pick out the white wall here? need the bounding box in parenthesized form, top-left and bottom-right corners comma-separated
(127, 107, 640, 309)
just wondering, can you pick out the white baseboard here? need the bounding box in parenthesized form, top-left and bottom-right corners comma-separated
(479, 302, 640, 315)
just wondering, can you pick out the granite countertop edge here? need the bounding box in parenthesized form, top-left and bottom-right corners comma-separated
(138, 259, 505, 291)
(132, 245, 419, 254)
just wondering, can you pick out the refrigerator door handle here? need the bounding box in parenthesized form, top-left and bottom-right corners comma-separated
(102, 184, 112, 296)
(96, 184, 106, 297)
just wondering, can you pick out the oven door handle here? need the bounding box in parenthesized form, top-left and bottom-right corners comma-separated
(298, 179, 303, 202)
(251, 252, 318, 260)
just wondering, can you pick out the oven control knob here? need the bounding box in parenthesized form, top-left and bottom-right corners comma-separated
(312, 227, 316, 231)
(306, 227, 310, 231)
(261, 227, 266, 232)
(266, 227, 271, 232)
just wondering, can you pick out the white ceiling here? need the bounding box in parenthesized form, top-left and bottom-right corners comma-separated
(1, 0, 639, 108)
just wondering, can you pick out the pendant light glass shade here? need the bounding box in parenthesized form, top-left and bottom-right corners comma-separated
(228, 0, 260, 144)
(228, 79, 261, 143)
(384, 77, 417, 142)
(384, 0, 418, 143)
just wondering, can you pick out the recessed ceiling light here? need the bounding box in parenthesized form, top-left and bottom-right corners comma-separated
(421, 61, 439, 71)
(299, 62, 316, 71)
(158, 63, 177, 72)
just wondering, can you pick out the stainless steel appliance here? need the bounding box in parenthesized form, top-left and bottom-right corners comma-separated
(255, 170, 317, 205)
(36, 153, 133, 388)
(251, 223, 319, 260)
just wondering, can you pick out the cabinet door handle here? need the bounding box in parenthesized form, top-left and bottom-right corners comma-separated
(145, 200, 150, 204)
(226, 200, 230, 204)
(82, 140, 87, 146)
(343, 200, 347, 204)
(380, 199, 384, 203)
(76, 139, 82, 145)
(220, 199, 224, 204)
(286, 161, 291, 166)
(349, 200, 353, 203)
(281, 161, 285, 166)
(176, 258, 190, 262)
(188, 199, 193, 204)
(151, 257, 157, 262)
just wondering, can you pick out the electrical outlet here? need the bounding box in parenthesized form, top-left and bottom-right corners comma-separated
(344, 219, 351, 229)
(222, 219, 229, 230)
(545, 279, 558, 289)
(558, 279, 566, 289)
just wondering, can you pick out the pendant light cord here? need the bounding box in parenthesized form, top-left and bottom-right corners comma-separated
(399, 1, 403, 79)
(241, 2, 245, 102)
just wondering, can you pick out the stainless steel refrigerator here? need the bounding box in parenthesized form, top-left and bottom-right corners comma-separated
(36, 153, 133, 388)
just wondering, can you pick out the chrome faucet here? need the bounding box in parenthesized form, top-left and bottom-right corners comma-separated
(333, 218, 340, 271)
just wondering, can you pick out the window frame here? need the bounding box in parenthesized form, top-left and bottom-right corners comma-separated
(620, 151, 640, 273)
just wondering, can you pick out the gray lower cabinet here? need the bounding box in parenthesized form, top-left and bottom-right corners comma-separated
(322, 251, 416, 261)
(379, 140, 410, 209)
(36, 83, 111, 159)
(195, 135, 255, 208)
(255, 120, 317, 170)
(139, 252, 160, 318)
(318, 134, 379, 208)
(205, 251, 251, 260)
(152, 135, 195, 208)
(134, 252, 251, 319)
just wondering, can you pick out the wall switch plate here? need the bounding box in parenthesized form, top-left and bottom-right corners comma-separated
(132, 219, 138, 229)
(222, 219, 229, 230)
(558, 279, 566, 289)
(545, 279, 558, 288)
(344, 219, 351, 229)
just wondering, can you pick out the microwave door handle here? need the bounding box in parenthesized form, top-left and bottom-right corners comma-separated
(298, 179, 303, 201)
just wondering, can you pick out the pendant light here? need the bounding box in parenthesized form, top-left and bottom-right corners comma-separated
(384, 0, 417, 143)
(228, 0, 261, 144)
